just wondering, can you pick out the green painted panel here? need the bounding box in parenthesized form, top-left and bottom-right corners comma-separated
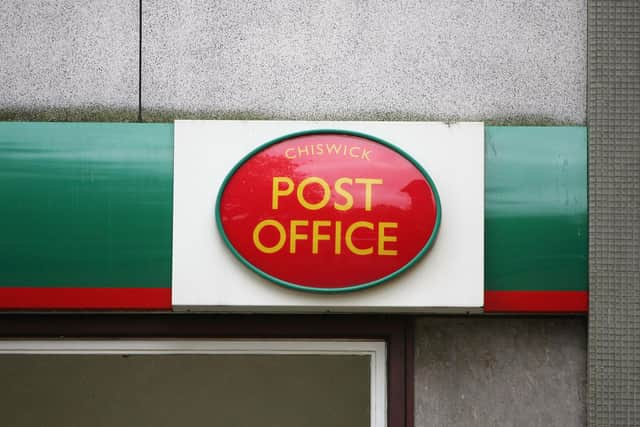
(485, 126, 588, 291)
(0, 123, 173, 287)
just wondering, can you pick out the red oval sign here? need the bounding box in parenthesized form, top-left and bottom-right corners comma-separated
(216, 130, 440, 292)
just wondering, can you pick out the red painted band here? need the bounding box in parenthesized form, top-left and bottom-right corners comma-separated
(0, 289, 587, 312)
(484, 290, 588, 313)
(0, 288, 171, 310)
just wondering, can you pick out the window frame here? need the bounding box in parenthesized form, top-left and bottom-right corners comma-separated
(0, 314, 413, 427)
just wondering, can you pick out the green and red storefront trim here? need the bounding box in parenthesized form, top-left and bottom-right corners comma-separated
(0, 123, 587, 313)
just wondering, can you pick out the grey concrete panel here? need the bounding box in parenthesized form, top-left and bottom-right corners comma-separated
(0, 1, 138, 120)
(415, 317, 586, 427)
(142, 0, 586, 123)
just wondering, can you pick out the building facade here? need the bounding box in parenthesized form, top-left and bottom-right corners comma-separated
(1, 1, 638, 426)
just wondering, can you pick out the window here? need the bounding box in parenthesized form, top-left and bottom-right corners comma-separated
(0, 339, 386, 427)
(0, 314, 413, 427)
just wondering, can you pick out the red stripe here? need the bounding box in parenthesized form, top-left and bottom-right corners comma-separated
(485, 290, 588, 313)
(0, 288, 171, 310)
(0, 288, 587, 312)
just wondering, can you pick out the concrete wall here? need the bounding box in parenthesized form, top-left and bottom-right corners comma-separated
(141, 0, 586, 123)
(415, 317, 587, 427)
(2, 0, 586, 124)
(0, 1, 138, 120)
(1, 0, 588, 425)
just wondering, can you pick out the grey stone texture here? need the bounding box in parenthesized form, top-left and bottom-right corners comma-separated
(0, 0, 138, 120)
(142, 0, 586, 124)
(415, 317, 587, 427)
(1, 0, 587, 123)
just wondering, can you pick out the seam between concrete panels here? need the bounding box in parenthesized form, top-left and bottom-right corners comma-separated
(138, 0, 143, 122)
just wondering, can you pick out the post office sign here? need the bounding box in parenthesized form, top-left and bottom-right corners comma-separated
(172, 121, 483, 312)
(216, 130, 440, 292)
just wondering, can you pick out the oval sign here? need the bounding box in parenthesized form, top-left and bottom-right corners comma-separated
(216, 130, 440, 292)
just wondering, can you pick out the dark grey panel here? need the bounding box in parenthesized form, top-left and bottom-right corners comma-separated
(414, 317, 587, 427)
(588, 1, 640, 425)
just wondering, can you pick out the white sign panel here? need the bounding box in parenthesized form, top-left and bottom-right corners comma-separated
(172, 121, 483, 312)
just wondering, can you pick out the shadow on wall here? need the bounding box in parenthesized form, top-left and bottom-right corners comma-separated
(0, 108, 579, 126)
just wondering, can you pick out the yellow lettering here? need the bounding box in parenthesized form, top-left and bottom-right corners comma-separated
(355, 178, 383, 211)
(378, 222, 398, 255)
(253, 220, 286, 254)
(334, 177, 354, 211)
(284, 148, 296, 159)
(272, 177, 294, 210)
(345, 221, 374, 255)
(312, 220, 331, 254)
(327, 144, 342, 154)
(297, 177, 331, 210)
(289, 220, 308, 253)
(297, 145, 309, 156)
(335, 221, 342, 254)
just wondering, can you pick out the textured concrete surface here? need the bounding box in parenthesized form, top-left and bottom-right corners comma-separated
(142, 0, 586, 123)
(588, 2, 640, 424)
(415, 317, 587, 427)
(0, 1, 138, 120)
